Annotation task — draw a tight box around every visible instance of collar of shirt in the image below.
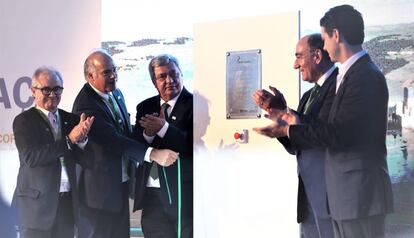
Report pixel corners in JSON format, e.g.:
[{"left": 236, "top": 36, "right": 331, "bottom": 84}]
[
  {"left": 316, "top": 65, "right": 337, "bottom": 87},
  {"left": 36, "top": 105, "right": 59, "bottom": 121},
  {"left": 89, "top": 82, "right": 109, "bottom": 101},
  {"left": 160, "top": 88, "right": 182, "bottom": 112},
  {"left": 338, "top": 50, "right": 367, "bottom": 77}
]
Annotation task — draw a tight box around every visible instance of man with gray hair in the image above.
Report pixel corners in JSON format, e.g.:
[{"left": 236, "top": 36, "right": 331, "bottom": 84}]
[
  {"left": 12, "top": 66, "right": 94, "bottom": 238},
  {"left": 133, "top": 54, "right": 193, "bottom": 238}
]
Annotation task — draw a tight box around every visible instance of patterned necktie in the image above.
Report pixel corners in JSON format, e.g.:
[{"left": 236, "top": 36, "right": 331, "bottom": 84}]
[
  {"left": 108, "top": 94, "right": 125, "bottom": 132},
  {"left": 303, "top": 84, "right": 320, "bottom": 115},
  {"left": 149, "top": 102, "right": 170, "bottom": 180},
  {"left": 108, "top": 93, "right": 130, "bottom": 181},
  {"left": 47, "top": 112, "right": 59, "bottom": 136}
]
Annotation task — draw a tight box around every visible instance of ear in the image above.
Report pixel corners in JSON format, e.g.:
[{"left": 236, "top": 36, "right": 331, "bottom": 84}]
[
  {"left": 87, "top": 72, "right": 94, "bottom": 82},
  {"left": 31, "top": 87, "right": 36, "bottom": 96},
  {"left": 332, "top": 28, "right": 340, "bottom": 43},
  {"left": 314, "top": 49, "right": 322, "bottom": 64}
]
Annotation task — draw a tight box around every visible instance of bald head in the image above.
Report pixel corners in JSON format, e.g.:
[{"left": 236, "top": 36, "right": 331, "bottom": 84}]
[{"left": 84, "top": 50, "right": 118, "bottom": 93}]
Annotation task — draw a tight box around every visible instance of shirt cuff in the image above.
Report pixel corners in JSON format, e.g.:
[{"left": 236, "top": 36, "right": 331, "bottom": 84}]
[
  {"left": 143, "top": 132, "right": 155, "bottom": 144},
  {"left": 156, "top": 122, "right": 169, "bottom": 138},
  {"left": 287, "top": 125, "right": 290, "bottom": 138},
  {"left": 144, "top": 147, "right": 153, "bottom": 163},
  {"left": 76, "top": 137, "right": 88, "bottom": 150}
]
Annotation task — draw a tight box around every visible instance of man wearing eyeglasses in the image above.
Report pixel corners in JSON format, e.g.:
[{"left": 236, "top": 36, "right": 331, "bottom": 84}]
[
  {"left": 132, "top": 54, "right": 193, "bottom": 238},
  {"left": 72, "top": 50, "right": 179, "bottom": 238},
  {"left": 12, "top": 66, "right": 94, "bottom": 238}
]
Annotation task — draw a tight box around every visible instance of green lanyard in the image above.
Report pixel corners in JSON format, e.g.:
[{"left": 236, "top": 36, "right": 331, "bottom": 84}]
[{"left": 162, "top": 157, "right": 182, "bottom": 238}]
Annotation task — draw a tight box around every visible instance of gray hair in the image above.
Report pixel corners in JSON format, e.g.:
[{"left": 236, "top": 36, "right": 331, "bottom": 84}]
[
  {"left": 31, "top": 66, "right": 63, "bottom": 87},
  {"left": 148, "top": 54, "right": 182, "bottom": 81},
  {"left": 83, "top": 49, "right": 112, "bottom": 80}
]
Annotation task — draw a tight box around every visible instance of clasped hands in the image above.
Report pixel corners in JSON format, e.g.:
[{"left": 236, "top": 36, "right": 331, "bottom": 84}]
[
  {"left": 139, "top": 106, "right": 167, "bottom": 137},
  {"left": 140, "top": 106, "right": 178, "bottom": 167},
  {"left": 68, "top": 113, "right": 95, "bottom": 144},
  {"left": 252, "top": 86, "right": 298, "bottom": 138}
]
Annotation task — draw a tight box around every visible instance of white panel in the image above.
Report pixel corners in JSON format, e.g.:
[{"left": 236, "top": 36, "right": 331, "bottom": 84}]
[
  {"left": 194, "top": 13, "right": 300, "bottom": 237},
  {"left": 0, "top": 0, "right": 101, "bottom": 203}
]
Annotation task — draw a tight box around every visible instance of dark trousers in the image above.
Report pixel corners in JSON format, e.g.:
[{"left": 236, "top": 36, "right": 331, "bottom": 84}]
[
  {"left": 141, "top": 187, "right": 193, "bottom": 238},
  {"left": 77, "top": 182, "right": 130, "bottom": 238},
  {"left": 332, "top": 214, "right": 386, "bottom": 238},
  {"left": 20, "top": 192, "right": 74, "bottom": 238}
]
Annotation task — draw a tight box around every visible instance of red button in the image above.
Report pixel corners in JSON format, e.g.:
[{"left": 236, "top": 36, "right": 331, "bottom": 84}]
[{"left": 234, "top": 132, "right": 241, "bottom": 139}]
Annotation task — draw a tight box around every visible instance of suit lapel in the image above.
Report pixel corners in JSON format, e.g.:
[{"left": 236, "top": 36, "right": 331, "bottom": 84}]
[
  {"left": 167, "top": 88, "right": 191, "bottom": 124},
  {"left": 58, "top": 109, "right": 71, "bottom": 136},
  {"left": 298, "top": 91, "right": 310, "bottom": 113},
  {"left": 299, "top": 68, "right": 337, "bottom": 115},
  {"left": 329, "top": 55, "right": 369, "bottom": 122},
  {"left": 112, "top": 89, "right": 132, "bottom": 132},
  {"left": 84, "top": 83, "right": 120, "bottom": 128},
  {"left": 32, "top": 107, "right": 56, "bottom": 140}
]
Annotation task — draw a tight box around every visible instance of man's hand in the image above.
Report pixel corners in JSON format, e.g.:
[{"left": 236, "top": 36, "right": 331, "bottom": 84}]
[
  {"left": 139, "top": 107, "right": 167, "bottom": 136},
  {"left": 253, "top": 122, "right": 288, "bottom": 138},
  {"left": 252, "top": 85, "right": 287, "bottom": 111},
  {"left": 68, "top": 113, "right": 95, "bottom": 143},
  {"left": 150, "top": 149, "right": 179, "bottom": 167},
  {"left": 253, "top": 108, "right": 299, "bottom": 138}
]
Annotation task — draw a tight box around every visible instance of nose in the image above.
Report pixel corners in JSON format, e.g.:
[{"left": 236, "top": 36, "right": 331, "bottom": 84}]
[
  {"left": 165, "top": 74, "right": 174, "bottom": 83},
  {"left": 109, "top": 70, "right": 117, "bottom": 80},
  {"left": 293, "top": 59, "right": 300, "bottom": 69}
]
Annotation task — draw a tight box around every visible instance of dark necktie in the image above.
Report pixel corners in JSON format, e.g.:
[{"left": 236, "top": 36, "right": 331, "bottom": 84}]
[
  {"left": 303, "top": 84, "right": 320, "bottom": 115},
  {"left": 161, "top": 102, "right": 170, "bottom": 119},
  {"left": 149, "top": 102, "right": 170, "bottom": 180}
]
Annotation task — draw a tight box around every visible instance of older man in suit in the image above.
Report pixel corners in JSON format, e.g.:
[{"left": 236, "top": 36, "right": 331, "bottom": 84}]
[
  {"left": 133, "top": 54, "right": 193, "bottom": 238},
  {"left": 254, "top": 34, "right": 336, "bottom": 238},
  {"left": 255, "top": 5, "right": 394, "bottom": 238},
  {"left": 72, "top": 50, "right": 178, "bottom": 238},
  {"left": 12, "top": 66, "right": 94, "bottom": 238}
]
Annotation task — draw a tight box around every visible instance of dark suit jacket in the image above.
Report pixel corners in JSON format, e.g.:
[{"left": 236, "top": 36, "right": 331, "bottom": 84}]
[
  {"left": 278, "top": 68, "right": 337, "bottom": 223},
  {"left": 12, "top": 107, "right": 80, "bottom": 230},
  {"left": 289, "top": 54, "right": 394, "bottom": 220},
  {"left": 72, "top": 83, "right": 148, "bottom": 212},
  {"left": 132, "top": 88, "right": 193, "bottom": 219}
]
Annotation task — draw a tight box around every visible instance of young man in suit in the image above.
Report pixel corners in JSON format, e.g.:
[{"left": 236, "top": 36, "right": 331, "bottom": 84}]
[
  {"left": 12, "top": 66, "right": 94, "bottom": 238},
  {"left": 255, "top": 5, "right": 394, "bottom": 238},
  {"left": 133, "top": 54, "right": 193, "bottom": 238},
  {"left": 72, "top": 50, "right": 178, "bottom": 238},
  {"left": 253, "top": 34, "right": 337, "bottom": 238}
]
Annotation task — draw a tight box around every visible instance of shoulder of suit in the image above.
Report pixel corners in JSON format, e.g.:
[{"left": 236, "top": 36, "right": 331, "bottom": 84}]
[
  {"left": 58, "top": 109, "right": 78, "bottom": 119},
  {"left": 178, "top": 88, "right": 193, "bottom": 104},
  {"left": 14, "top": 107, "right": 37, "bottom": 121}
]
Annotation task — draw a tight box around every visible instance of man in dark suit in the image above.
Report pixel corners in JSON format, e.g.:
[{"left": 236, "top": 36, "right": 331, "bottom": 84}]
[
  {"left": 72, "top": 50, "right": 178, "bottom": 238},
  {"left": 12, "top": 66, "right": 94, "bottom": 238},
  {"left": 133, "top": 54, "right": 193, "bottom": 238},
  {"left": 253, "top": 34, "right": 336, "bottom": 238},
  {"left": 255, "top": 5, "right": 394, "bottom": 238}
]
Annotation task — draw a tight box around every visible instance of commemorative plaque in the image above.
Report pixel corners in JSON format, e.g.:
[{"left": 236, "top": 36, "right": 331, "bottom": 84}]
[{"left": 226, "top": 49, "right": 262, "bottom": 119}]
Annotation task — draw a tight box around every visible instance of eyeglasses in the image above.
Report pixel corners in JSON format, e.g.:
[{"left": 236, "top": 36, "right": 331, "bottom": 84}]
[
  {"left": 155, "top": 71, "right": 181, "bottom": 82},
  {"left": 33, "top": 86, "right": 64, "bottom": 96}
]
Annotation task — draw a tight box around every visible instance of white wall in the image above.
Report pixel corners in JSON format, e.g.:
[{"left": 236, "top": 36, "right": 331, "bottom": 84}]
[
  {"left": 194, "top": 12, "right": 300, "bottom": 237},
  {"left": 0, "top": 0, "right": 101, "bottom": 203}
]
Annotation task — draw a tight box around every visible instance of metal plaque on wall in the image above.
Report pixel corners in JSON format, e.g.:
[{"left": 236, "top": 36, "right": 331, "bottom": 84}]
[{"left": 226, "top": 49, "right": 262, "bottom": 119}]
